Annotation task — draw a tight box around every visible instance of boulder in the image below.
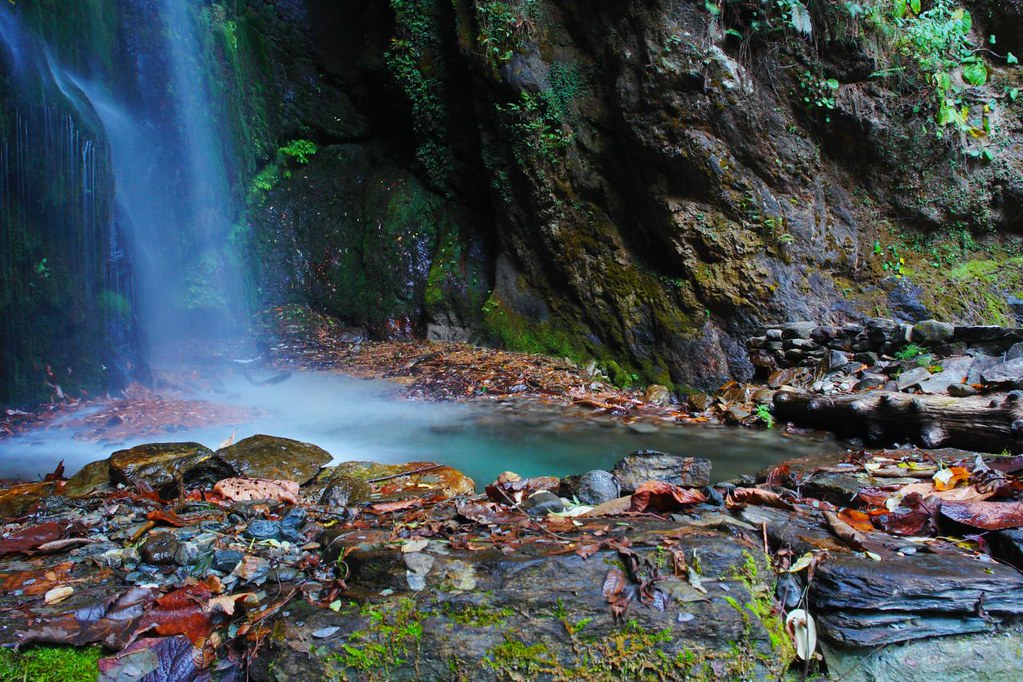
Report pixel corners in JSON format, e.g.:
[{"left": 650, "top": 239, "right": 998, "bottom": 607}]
[
  {"left": 642, "top": 384, "right": 672, "bottom": 406},
  {"left": 109, "top": 442, "right": 216, "bottom": 495},
  {"left": 560, "top": 472, "right": 613, "bottom": 509},
  {"left": 313, "top": 461, "right": 474, "bottom": 503},
  {"left": 980, "top": 358, "right": 1023, "bottom": 387},
  {"left": 612, "top": 451, "right": 711, "bottom": 493},
  {"left": 216, "top": 434, "right": 332, "bottom": 484},
  {"left": 64, "top": 459, "right": 112, "bottom": 498},
  {"left": 910, "top": 319, "right": 954, "bottom": 346}
]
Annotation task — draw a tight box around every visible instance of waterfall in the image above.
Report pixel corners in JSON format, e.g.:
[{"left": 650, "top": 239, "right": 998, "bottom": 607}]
[
  {"left": 0, "top": 8, "right": 132, "bottom": 402},
  {"left": 0, "top": 1, "right": 248, "bottom": 401}
]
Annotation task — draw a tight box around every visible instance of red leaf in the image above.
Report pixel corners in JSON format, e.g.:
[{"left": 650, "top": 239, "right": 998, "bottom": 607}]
[
  {"left": 455, "top": 500, "right": 526, "bottom": 525},
  {"left": 575, "top": 542, "right": 603, "bottom": 559},
  {"left": 940, "top": 500, "right": 1023, "bottom": 530},
  {"left": 0, "top": 522, "right": 64, "bottom": 556},
  {"left": 836, "top": 508, "right": 874, "bottom": 533},
  {"left": 630, "top": 482, "right": 706, "bottom": 513}
]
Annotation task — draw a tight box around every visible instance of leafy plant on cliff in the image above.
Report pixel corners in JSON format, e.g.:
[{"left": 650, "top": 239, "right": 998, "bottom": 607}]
[
  {"left": 387, "top": 0, "right": 455, "bottom": 190},
  {"left": 279, "top": 139, "right": 317, "bottom": 165}
]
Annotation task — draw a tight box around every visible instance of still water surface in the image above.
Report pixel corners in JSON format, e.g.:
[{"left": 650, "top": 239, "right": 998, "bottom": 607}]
[{"left": 0, "top": 370, "right": 837, "bottom": 486}]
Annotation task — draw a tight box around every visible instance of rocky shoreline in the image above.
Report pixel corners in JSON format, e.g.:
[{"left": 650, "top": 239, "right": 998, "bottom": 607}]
[
  {"left": 4, "top": 312, "right": 1023, "bottom": 679},
  {"left": 0, "top": 431, "right": 1022, "bottom": 680}
]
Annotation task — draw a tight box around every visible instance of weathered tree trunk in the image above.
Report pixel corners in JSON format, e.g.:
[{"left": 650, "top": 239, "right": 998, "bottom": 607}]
[{"left": 773, "top": 390, "right": 1023, "bottom": 453}]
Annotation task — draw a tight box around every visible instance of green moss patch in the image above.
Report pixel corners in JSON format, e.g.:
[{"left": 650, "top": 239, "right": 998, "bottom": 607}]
[{"left": 0, "top": 646, "right": 101, "bottom": 682}]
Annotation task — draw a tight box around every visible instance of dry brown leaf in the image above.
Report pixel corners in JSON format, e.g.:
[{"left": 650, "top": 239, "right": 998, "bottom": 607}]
[{"left": 213, "top": 477, "right": 300, "bottom": 505}]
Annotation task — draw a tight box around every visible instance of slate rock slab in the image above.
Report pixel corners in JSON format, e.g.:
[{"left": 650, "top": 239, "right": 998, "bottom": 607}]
[
  {"left": 811, "top": 553, "right": 1023, "bottom": 646},
  {"left": 216, "top": 434, "right": 332, "bottom": 484},
  {"left": 981, "top": 358, "right": 1023, "bottom": 387},
  {"left": 612, "top": 451, "right": 711, "bottom": 492},
  {"left": 916, "top": 357, "right": 971, "bottom": 395},
  {"left": 895, "top": 366, "right": 931, "bottom": 391},
  {"left": 821, "top": 630, "right": 1023, "bottom": 682}
]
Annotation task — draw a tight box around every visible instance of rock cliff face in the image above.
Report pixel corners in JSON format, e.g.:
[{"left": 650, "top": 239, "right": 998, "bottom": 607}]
[
  {"left": 246, "top": 0, "right": 1023, "bottom": 389},
  {"left": 7, "top": 1, "right": 1023, "bottom": 401}
]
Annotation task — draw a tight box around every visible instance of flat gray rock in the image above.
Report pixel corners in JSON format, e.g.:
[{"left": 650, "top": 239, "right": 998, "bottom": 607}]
[
  {"left": 612, "top": 451, "right": 711, "bottom": 492},
  {"left": 981, "top": 358, "right": 1023, "bottom": 386},
  {"left": 895, "top": 366, "right": 931, "bottom": 391},
  {"left": 916, "top": 357, "right": 971, "bottom": 394}
]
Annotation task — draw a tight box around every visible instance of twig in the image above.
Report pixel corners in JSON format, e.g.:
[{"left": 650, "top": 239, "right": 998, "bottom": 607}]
[{"left": 366, "top": 464, "right": 445, "bottom": 483}]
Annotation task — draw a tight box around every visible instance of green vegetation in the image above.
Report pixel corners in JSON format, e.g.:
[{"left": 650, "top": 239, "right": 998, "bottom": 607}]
[
  {"left": 894, "top": 342, "right": 926, "bottom": 360},
  {"left": 497, "top": 90, "right": 575, "bottom": 166},
  {"left": 482, "top": 619, "right": 755, "bottom": 680},
  {"left": 387, "top": 0, "right": 455, "bottom": 191},
  {"left": 469, "top": 0, "right": 539, "bottom": 75},
  {"left": 481, "top": 293, "right": 584, "bottom": 361},
  {"left": 328, "top": 598, "right": 424, "bottom": 679},
  {"left": 723, "top": 551, "right": 796, "bottom": 674},
  {"left": 0, "top": 645, "right": 101, "bottom": 682},
  {"left": 440, "top": 601, "right": 514, "bottom": 627},
  {"left": 754, "top": 403, "right": 775, "bottom": 429},
  {"left": 713, "top": 0, "right": 1018, "bottom": 147},
  {"left": 279, "top": 139, "right": 317, "bottom": 165},
  {"left": 247, "top": 139, "right": 318, "bottom": 205}
]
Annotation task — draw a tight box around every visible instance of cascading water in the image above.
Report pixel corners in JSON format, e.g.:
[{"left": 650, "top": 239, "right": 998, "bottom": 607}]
[
  {"left": 0, "top": 8, "right": 132, "bottom": 403},
  {"left": 71, "top": 0, "right": 247, "bottom": 357},
  {"left": 0, "top": 0, "right": 249, "bottom": 404}
]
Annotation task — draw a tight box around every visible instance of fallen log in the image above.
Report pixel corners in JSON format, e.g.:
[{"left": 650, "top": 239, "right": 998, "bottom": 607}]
[{"left": 773, "top": 389, "right": 1023, "bottom": 453}]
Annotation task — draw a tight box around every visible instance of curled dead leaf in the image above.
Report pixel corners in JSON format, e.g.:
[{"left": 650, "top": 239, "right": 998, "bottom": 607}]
[{"left": 44, "top": 585, "right": 74, "bottom": 605}]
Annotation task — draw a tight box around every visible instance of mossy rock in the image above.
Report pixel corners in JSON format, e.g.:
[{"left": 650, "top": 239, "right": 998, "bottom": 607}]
[
  {"left": 216, "top": 434, "right": 332, "bottom": 485},
  {"left": 317, "top": 461, "right": 476, "bottom": 501},
  {"left": 0, "top": 481, "right": 56, "bottom": 519},
  {"left": 63, "top": 459, "right": 112, "bottom": 499},
  {"left": 108, "top": 442, "right": 216, "bottom": 496}
]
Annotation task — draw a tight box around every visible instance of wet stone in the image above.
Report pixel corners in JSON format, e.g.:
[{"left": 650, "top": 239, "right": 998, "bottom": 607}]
[
  {"left": 522, "top": 490, "right": 565, "bottom": 516},
  {"left": 213, "top": 549, "right": 245, "bottom": 573},
  {"left": 613, "top": 451, "right": 712, "bottom": 493},
  {"left": 174, "top": 541, "right": 200, "bottom": 566},
  {"left": 575, "top": 470, "right": 619, "bottom": 505},
  {"left": 243, "top": 520, "right": 284, "bottom": 541},
  {"left": 139, "top": 533, "right": 180, "bottom": 565},
  {"left": 987, "top": 529, "right": 1023, "bottom": 571},
  {"left": 109, "top": 442, "right": 215, "bottom": 495},
  {"left": 216, "top": 434, "right": 332, "bottom": 485}
]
